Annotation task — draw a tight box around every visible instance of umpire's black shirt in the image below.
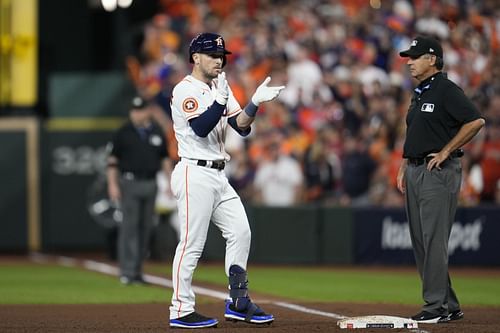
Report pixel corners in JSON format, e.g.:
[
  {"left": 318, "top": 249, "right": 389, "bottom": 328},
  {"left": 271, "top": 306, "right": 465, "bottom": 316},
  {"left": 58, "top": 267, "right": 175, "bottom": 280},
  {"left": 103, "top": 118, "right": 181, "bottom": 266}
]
[
  {"left": 403, "top": 72, "right": 482, "bottom": 159},
  {"left": 110, "top": 121, "right": 168, "bottom": 178}
]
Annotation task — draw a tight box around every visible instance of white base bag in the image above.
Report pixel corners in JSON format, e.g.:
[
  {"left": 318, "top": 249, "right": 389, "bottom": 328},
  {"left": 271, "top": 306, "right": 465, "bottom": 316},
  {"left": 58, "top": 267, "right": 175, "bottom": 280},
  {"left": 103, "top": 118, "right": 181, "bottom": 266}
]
[{"left": 337, "top": 315, "right": 418, "bottom": 329}]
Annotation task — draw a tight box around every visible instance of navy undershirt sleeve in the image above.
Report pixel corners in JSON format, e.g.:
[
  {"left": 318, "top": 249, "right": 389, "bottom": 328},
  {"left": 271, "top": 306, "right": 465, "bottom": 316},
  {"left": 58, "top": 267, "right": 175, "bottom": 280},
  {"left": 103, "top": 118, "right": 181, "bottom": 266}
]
[
  {"left": 189, "top": 101, "right": 225, "bottom": 137},
  {"left": 226, "top": 102, "right": 258, "bottom": 136},
  {"left": 228, "top": 116, "right": 251, "bottom": 136}
]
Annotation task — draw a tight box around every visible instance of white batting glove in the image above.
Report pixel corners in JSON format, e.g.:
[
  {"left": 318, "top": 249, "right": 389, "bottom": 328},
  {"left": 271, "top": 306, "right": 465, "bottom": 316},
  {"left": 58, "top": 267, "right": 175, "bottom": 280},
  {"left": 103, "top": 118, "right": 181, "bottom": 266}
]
[
  {"left": 215, "top": 72, "right": 229, "bottom": 105},
  {"left": 251, "top": 77, "right": 285, "bottom": 106}
]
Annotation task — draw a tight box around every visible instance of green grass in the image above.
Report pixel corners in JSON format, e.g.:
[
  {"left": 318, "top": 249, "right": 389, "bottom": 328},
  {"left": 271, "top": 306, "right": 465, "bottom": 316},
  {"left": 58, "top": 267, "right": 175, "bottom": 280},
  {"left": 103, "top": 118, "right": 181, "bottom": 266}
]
[
  {"left": 153, "top": 264, "right": 500, "bottom": 306},
  {"left": 1, "top": 262, "right": 499, "bottom": 306},
  {"left": 0, "top": 264, "right": 170, "bottom": 304}
]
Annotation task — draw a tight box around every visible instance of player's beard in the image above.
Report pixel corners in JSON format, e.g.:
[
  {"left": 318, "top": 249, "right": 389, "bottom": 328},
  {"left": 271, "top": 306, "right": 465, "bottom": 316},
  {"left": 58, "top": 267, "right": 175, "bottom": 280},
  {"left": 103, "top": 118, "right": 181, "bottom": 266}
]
[{"left": 200, "top": 66, "right": 219, "bottom": 81}]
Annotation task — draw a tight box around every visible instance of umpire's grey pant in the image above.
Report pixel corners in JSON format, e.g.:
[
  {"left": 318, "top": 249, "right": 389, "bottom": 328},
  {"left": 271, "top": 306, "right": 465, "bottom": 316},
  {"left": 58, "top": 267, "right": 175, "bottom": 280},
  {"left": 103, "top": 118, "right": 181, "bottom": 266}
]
[
  {"left": 118, "top": 178, "right": 157, "bottom": 279},
  {"left": 405, "top": 158, "right": 461, "bottom": 315}
]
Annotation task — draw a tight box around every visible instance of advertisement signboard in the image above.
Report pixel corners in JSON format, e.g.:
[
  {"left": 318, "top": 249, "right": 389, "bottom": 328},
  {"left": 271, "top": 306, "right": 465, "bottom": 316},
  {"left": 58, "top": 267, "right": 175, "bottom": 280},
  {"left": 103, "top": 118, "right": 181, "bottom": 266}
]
[{"left": 354, "top": 207, "right": 499, "bottom": 266}]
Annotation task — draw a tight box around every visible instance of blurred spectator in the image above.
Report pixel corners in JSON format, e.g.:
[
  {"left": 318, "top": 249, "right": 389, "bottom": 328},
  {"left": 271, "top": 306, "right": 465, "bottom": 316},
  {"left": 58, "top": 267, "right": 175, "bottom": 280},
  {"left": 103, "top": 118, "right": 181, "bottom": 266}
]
[
  {"left": 303, "top": 127, "right": 341, "bottom": 204},
  {"left": 340, "top": 135, "right": 377, "bottom": 206},
  {"left": 280, "top": 43, "right": 331, "bottom": 108},
  {"left": 470, "top": 94, "right": 500, "bottom": 202},
  {"left": 355, "top": 43, "right": 391, "bottom": 97},
  {"left": 495, "top": 180, "right": 500, "bottom": 205},
  {"left": 254, "top": 134, "right": 304, "bottom": 206},
  {"left": 470, "top": 112, "right": 500, "bottom": 202},
  {"left": 126, "top": 14, "right": 183, "bottom": 111},
  {"left": 125, "top": 14, "right": 185, "bottom": 161},
  {"left": 370, "top": 132, "right": 405, "bottom": 207},
  {"left": 122, "top": 0, "right": 500, "bottom": 207},
  {"left": 415, "top": 9, "right": 450, "bottom": 40},
  {"left": 227, "top": 149, "right": 256, "bottom": 203}
]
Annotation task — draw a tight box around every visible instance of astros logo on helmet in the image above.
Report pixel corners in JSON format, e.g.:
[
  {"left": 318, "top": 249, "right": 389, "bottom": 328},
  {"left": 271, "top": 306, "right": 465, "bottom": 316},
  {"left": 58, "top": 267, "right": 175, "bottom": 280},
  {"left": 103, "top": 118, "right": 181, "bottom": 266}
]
[{"left": 189, "top": 33, "right": 232, "bottom": 67}]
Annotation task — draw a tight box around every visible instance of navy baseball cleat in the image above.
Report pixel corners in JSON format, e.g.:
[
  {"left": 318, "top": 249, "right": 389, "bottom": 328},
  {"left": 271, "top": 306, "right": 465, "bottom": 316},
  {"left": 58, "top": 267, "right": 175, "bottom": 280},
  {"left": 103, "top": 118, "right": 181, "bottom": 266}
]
[
  {"left": 224, "top": 299, "right": 274, "bottom": 324},
  {"left": 169, "top": 312, "right": 218, "bottom": 329},
  {"left": 225, "top": 265, "right": 274, "bottom": 324}
]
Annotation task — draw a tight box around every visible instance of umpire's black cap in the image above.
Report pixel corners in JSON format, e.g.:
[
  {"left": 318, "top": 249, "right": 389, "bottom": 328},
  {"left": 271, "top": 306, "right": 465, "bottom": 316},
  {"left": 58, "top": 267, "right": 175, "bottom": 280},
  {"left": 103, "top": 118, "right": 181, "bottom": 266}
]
[
  {"left": 189, "top": 33, "right": 232, "bottom": 64},
  {"left": 399, "top": 36, "right": 443, "bottom": 58},
  {"left": 130, "top": 96, "right": 146, "bottom": 110}
]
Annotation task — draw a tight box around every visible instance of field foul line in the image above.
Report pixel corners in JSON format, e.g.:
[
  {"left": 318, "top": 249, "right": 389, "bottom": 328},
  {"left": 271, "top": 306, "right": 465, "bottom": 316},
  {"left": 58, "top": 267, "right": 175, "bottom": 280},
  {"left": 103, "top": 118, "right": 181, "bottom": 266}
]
[
  {"left": 84, "top": 259, "right": 347, "bottom": 319},
  {"left": 30, "top": 253, "right": 346, "bottom": 320}
]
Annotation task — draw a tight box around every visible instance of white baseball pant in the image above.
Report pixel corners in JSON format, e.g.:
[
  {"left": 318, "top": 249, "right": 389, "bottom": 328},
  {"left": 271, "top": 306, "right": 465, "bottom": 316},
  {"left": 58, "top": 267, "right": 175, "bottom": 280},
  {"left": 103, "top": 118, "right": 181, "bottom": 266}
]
[{"left": 169, "top": 160, "right": 251, "bottom": 319}]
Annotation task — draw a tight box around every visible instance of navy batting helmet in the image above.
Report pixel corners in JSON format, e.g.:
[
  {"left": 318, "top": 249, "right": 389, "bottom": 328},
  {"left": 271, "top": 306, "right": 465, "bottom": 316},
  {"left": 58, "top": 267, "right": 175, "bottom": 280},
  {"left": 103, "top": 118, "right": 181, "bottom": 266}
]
[{"left": 189, "top": 33, "right": 232, "bottom": 67}]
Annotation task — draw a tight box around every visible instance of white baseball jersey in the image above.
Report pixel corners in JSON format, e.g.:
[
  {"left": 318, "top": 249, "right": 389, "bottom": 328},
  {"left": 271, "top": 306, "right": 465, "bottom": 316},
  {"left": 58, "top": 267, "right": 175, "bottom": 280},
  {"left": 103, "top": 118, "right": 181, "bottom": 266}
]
[
  {"left": 254, "top": 155, "right": 303, "bottom": 206},
  {"left": 169, "top": 74, "right": 251, "bottom": 320},
  {"left": 171, "top": 74, "right": 243, "bottom": 161}
]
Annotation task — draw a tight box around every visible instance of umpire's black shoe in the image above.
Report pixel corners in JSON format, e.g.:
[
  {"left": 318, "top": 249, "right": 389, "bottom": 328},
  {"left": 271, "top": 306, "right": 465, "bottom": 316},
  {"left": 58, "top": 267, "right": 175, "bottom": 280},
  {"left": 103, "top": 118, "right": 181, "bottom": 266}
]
[
  {"left": 170, "top": 312, "right": 218, "bottom": 329},
  {"left": 411, "top": 311, "right": 447, "bottom": 324},
  {"left": 119, "top": 276, "right": 133, "bottom": 285},
  {"left": 120, "top": 276, "right": 150, "bottom": 286},
  {"left": 438, "top": 309, "right": 464, "bottom": 323},
  {"left": 133, "top": 276, "right": 150, "bottom": 285}
]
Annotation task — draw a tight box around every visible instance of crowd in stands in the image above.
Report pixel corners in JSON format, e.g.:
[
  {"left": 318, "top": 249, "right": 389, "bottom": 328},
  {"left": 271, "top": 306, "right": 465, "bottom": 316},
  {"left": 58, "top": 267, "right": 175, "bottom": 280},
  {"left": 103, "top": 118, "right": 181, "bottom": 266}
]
[{"left": 125, "top": 0, "right": 500, "bottom": 207}]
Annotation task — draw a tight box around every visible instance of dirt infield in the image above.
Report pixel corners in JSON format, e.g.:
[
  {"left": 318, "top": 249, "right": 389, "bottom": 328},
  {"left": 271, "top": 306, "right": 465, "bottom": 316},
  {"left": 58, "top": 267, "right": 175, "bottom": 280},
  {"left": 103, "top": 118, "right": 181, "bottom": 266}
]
[
  {"left": 1, "top": 255, "right": 499, "bottom": 332},
  {"left": 1, "top": 302, "right": 499, "bottom": 332}
]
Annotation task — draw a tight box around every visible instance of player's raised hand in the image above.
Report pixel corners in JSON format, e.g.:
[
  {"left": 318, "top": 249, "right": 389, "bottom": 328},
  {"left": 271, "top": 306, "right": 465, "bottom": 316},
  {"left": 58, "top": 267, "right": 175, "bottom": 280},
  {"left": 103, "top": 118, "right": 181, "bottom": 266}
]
[
  {"left": 251, "top": 77, "right": 285, "bottom": 106},
  {"left": 215, "top": 72, "right": 229, "bottom": 105}
]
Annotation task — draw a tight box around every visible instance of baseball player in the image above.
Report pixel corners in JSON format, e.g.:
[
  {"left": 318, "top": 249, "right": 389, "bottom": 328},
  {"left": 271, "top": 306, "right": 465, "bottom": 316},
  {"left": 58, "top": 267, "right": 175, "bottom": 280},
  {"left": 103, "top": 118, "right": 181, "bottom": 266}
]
[
  {"left": 397, "top": 36, "right": 485, "bottom": 323},
  {"left": 168, "top": 33, "right": 285, "bottom": 329}
]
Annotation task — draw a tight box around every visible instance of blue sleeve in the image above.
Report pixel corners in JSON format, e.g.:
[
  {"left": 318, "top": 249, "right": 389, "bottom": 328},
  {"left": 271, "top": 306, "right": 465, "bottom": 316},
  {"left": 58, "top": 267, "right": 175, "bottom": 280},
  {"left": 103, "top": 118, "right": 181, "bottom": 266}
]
[
  {"left": 226, "top": 102, "right": 258, "bottom": 136},
  {"left": 228, "top": 116, "right": 251, "bottom": 137},
  {"left": 189, "top": 101, "right": 225, "bottom": 137}
]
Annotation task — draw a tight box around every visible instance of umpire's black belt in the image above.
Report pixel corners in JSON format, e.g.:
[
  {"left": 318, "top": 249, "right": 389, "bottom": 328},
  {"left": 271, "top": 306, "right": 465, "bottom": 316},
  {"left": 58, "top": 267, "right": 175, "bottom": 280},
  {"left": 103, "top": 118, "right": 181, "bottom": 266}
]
[
  {"left": 182, "top": 158, "right": 226, "bottom": 170},
  {"left": 407, "top": 149, "right": 463, "bottom": 166}
]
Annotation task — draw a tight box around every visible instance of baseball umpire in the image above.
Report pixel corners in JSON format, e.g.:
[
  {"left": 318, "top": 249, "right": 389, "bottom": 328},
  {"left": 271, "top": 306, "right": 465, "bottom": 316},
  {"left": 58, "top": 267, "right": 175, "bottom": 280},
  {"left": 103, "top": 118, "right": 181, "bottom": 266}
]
[
  {"left": 397, "top": 36, "right": 485, "bottom": 323},
  {"left": 168, "top": 32, "right": 284, "bottom": 328},
  {"left": 107, "top": 96, "right": 171, "bottom": 285}
]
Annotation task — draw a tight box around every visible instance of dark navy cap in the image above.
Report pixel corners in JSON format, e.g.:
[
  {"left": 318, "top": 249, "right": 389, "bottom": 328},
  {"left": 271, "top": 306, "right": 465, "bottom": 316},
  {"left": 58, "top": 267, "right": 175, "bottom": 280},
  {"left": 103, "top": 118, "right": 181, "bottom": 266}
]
[{"left": 400, "top": 36, "right": 443, "bottom": 58}]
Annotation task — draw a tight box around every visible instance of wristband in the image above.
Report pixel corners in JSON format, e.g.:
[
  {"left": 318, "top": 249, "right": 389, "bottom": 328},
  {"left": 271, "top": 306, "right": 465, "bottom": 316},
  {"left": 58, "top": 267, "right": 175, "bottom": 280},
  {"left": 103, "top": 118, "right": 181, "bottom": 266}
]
[{"left": 244, "top": 102, "right": 258, "bottom": 118}]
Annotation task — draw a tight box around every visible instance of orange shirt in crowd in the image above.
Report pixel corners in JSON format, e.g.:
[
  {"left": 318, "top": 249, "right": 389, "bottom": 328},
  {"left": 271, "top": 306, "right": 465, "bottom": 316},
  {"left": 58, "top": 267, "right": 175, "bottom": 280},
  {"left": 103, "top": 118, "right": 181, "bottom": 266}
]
[{"left": 480, "top": 141, "right": 500, "bottom": 198}]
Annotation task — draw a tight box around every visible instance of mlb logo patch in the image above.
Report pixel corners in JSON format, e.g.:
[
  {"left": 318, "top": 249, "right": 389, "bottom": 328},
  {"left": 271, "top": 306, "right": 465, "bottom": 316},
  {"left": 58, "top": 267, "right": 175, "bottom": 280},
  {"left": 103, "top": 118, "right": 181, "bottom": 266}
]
[{"left": 421, "top": 103, "right": 434, "bottom": 112}]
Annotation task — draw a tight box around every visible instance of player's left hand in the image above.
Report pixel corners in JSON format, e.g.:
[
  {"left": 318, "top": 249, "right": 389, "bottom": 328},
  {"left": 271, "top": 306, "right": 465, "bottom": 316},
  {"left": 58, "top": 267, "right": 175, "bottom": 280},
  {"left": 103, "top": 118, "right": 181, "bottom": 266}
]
[{"left": 251, "top": 77, "right": 285, "bottom": 106}]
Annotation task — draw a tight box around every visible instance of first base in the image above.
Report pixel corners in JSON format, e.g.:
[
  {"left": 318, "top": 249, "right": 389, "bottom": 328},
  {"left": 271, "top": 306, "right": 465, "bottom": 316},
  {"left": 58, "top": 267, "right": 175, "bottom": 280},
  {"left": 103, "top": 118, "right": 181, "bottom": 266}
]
[{"left": 337, "top": 315, "right": 418, "bottom": 329}]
